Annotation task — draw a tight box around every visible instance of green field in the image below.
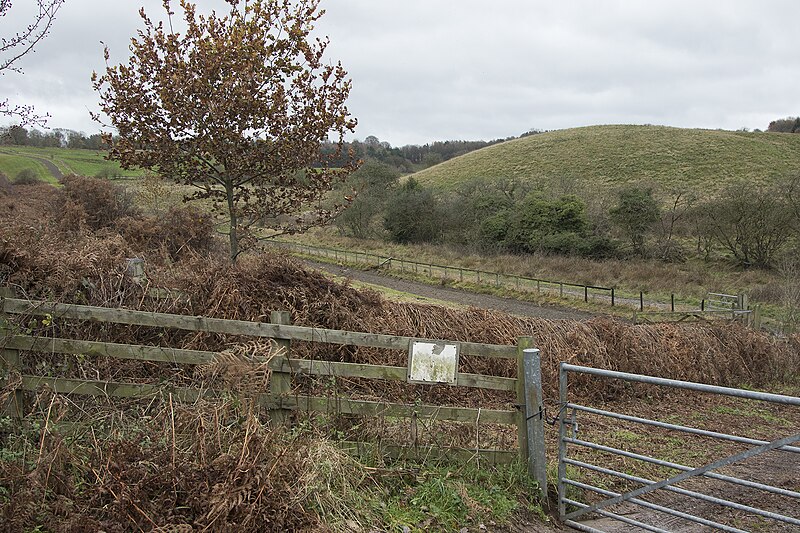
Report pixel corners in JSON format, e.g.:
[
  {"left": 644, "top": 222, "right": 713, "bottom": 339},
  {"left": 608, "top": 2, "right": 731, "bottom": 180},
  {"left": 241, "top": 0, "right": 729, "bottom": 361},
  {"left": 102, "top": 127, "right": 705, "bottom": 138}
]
[
  {"left": 411, "top": 125, "right": 800, "bottom": 195},
  {"left": 0, "top": 146, "right": 145, "bottom": 182}
]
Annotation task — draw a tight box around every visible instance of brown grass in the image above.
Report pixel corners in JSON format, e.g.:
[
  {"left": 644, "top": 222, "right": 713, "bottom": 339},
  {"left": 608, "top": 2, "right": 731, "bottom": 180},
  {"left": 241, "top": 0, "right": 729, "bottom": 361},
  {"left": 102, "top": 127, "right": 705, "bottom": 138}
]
[
  {"left": 1, "top": 179, "right": 799, "bottom": 531},
  {"left": 1, "top": 182, "right": 797, "bottom": 404}
]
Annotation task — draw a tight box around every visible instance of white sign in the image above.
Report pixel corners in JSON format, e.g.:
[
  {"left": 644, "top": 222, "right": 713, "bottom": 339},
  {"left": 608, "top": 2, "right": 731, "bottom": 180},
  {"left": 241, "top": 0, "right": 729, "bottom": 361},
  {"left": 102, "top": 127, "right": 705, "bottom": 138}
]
[{"left": 407, "top": 341, "right": 460, "bottom": 385}]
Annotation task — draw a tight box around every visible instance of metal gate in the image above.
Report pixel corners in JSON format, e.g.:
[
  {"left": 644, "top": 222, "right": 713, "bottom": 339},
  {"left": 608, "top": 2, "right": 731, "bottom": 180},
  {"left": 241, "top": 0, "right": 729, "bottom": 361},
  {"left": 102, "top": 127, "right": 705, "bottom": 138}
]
[{"left": 556, "top": 363, "right": 800, "bottom": 532}]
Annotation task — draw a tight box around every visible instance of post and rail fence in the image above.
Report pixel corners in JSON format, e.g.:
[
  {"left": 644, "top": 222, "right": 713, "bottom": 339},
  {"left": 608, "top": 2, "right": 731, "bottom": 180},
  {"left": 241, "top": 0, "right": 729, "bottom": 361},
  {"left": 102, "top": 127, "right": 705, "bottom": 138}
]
[
  {"left": 261, "top": 240, "right": 776, "bottom": 327},
  {"left": 0, "top": 293, "right": 548, "bottom": 500},
  {"left": 262, "top": 239, "right": 616, "bottom": 307}
]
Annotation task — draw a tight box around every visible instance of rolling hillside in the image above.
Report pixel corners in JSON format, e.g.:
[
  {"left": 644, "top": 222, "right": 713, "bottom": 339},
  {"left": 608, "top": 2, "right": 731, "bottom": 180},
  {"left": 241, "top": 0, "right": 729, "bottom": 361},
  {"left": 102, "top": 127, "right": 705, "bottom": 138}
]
[
  {"left": 0, "top": 146, "right": 145, "bottom": 182},
  {"left": 411, "top": 125, "right": 800, "bottom": 194}
]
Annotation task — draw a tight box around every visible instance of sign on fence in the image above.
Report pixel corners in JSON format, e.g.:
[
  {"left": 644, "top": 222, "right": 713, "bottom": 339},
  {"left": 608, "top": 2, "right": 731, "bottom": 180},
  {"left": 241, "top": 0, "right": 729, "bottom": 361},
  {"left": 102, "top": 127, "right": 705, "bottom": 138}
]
[{"left": 406, "top": 341, "right": 460, "bottom": 385}]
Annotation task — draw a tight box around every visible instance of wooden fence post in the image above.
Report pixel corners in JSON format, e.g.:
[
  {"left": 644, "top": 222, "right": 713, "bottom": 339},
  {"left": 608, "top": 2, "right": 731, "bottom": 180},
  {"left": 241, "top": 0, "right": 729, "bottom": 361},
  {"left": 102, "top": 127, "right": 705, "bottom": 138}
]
[
  {"left": 269, "top": 311, "right": 292, "bottom": 426},
  {"left": 1, "top": 288, "right": 23, "bottom": 421},
  {"left": 521, "top": 348, "right": 547, "bottom": 502},
  {"left": 752, "top": 305, "right": 762, "bottom": 330}
]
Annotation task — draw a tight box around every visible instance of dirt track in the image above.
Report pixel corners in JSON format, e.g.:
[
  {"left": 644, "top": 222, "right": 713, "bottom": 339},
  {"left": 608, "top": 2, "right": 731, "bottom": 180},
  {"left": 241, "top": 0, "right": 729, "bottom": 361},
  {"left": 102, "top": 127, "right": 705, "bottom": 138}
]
[{"left": 305, "top": 260, "right": 595, "bottom": 321}]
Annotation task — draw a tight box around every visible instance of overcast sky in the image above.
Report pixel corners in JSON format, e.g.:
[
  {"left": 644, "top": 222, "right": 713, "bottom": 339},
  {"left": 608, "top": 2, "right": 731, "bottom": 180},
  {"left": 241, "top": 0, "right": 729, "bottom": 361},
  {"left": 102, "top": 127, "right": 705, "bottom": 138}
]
[{"left": 2, "top": 0, "right": 799, "bottom": 146}]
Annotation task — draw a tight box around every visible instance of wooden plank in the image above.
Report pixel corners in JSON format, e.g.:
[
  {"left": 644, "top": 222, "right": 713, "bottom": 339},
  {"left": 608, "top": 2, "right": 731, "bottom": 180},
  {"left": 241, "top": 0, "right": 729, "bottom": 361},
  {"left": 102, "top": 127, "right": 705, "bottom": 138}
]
[
  {"left": 15, "top": 376, "right": 517, "bottom": 425},
  {"left": 3, "top": 298, "right": 517, "bottom": 359},
  {"left": 15, "top": 375, "right": 217, "bottom": 402},
  {"left": 456, "top": 372, "right": 517, "bottom": 392},
  {"left": 269, "top": 357, "right": 517, "bottom": 392},
  {"left": 5, "top": 335, "right": 218, "bottom": 365},
  {"left": 280, "top": 395, "right": 517, "bottom": 425},
  {"left": 337, "top": 441, "right": 518, "bottom": 465}
]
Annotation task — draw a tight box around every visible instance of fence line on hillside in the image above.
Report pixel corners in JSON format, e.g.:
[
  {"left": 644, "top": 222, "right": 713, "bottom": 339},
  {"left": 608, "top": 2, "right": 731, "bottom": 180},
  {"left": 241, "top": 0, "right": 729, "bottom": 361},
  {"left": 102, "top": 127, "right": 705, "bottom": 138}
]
[{"left": 0, "top": 295, "right": 547, "bottom": 493}]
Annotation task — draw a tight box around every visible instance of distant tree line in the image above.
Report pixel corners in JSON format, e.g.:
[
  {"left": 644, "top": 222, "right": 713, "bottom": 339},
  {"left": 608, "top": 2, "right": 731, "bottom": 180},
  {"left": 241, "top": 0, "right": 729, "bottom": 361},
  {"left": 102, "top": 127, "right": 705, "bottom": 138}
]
[
  {"left": 767, "top": 117, "right": 800, "bottom": 133},
  {"left": 335, "top": 161, "right": 800, "bottom": 270},
  {"left": 0, "top": 125, "right": 105, "bottom": 149},
  {"left": 321, "top": 129, "right": 545, "bottom": 173},
  {"left": 4, "top": 124, "right": 544, "bottom": 177}
]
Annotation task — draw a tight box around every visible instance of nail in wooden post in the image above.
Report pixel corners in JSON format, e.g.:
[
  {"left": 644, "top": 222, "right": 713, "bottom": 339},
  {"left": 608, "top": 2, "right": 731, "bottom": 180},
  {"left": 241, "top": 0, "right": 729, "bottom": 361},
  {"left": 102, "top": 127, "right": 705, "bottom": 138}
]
[{"left": 269, "top": 310, "right": 292, "bottom": 426}]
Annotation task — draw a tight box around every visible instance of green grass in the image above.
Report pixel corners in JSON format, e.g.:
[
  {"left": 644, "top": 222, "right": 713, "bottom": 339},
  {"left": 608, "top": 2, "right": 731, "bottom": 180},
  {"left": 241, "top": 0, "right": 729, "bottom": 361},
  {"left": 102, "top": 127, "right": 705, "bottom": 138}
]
[
  {"left": 411, "top": 125, "right": 800, "bottom": 197},
  {"left": 0, "top": 152, "right": 58, "bottom": 184},
  {"left": 0, "top": 146, "right": 145, "bottom": 179}
]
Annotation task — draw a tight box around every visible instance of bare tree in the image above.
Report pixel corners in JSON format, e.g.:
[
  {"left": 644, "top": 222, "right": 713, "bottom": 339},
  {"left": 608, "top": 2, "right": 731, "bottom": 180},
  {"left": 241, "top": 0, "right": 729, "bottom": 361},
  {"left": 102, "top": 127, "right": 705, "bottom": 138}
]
[
  {"left": 0, "top": 0, "right": 66, "bottom": 126},
  {"left": 93, "top": 0, "right": 358, "bottom": 261},
  {"left": 700, "top": 182, "right": 794, "bottom": 269}
]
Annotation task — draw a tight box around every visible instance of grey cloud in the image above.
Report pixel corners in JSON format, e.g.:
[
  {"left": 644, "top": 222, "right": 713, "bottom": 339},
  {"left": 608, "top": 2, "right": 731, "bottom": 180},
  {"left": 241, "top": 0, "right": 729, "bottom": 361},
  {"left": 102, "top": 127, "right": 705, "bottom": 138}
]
[{"left": 2, "top": 0, "right": 798, "bottom": 144}]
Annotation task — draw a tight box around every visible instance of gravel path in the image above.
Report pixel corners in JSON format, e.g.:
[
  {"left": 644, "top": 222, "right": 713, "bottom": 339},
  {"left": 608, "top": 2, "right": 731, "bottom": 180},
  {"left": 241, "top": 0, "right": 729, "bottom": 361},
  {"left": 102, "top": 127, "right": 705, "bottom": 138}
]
[
  {"left": 0, "top": 149, "right": 63, "bottom": 181},
  {"left": 305, "top": 260, "right": 595, "bottom": 321},
  {"left": 29, "top": 155, "right": 63, "bottom": 181}
]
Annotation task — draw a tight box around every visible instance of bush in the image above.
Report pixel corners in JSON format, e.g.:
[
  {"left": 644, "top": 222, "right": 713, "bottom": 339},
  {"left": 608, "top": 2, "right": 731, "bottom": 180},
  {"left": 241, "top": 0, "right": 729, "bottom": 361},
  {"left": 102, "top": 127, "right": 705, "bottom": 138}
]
[
  {"left": 13, "top": 169, "right": 41, "bottom": 185},
  {"left": 609, "top": 187, "right": 660, "bottom": 257},
  {"left": 383, "top": 178, "right": 439, "bottom": 244},
  {"left": 504, "top": 193, "right": 590, "bottom": 255},
  {"left": 115, "top": 206, "right": 215, "bottom": 260},
  {"left": 58, "top": 174, "right": 137, "bottom": 230}
]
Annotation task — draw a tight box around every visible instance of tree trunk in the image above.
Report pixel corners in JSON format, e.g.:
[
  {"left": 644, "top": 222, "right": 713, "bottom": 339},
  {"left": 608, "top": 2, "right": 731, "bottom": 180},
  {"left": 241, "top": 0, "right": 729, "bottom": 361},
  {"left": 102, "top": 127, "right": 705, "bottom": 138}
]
[{"left": 225, "top": 181, "right": 239, "bottom": 262}]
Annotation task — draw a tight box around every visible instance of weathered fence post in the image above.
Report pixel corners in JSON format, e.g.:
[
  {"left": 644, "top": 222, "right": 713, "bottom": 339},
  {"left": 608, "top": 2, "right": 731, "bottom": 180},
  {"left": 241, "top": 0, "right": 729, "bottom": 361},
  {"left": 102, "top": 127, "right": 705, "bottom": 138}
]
[
  {"left": 639, "top": 291, "right": 644, "bottom": 312},
  {"left": 515, "top": 336, "right": 534, "bottom": 465},
  {"left": 0, "top": 288, "right": 23, "bottom": 421},
  {"left": 522, "top": 348, "right": 547, "bottom": 503},
  {"left": 752, "top": 305, "right": 762, "bottom": 330},
  {"left": 269, "top": 310, "right": 292, "bottom": 426},
  {"left": 611, "top": 287, "right": 615, "bottom": 307},
  {"left": 671, "top": 293, "right": 675, "bottom": 312}
]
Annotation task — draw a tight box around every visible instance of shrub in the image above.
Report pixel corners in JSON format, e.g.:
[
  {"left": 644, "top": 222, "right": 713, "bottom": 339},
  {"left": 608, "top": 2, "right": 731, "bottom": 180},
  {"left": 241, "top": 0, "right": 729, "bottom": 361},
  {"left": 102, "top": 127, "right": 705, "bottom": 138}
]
[
  {"left": 504, "top": 193, "right": 590, "bottom": 255},
  {"left": 609, "top": 187, "right": 660, "bottom": 257},
  {"left": 58, "top": 174, "right": 137, "bottom": 230},
  {"left": 383, "top": 178, "right": 439, "bottom": 244},
  {"left": 13, "top": 168, "right": 41, "bottom": 185},
  {"left": 115, "top": 206, "right": 215, "bottom": 260}
]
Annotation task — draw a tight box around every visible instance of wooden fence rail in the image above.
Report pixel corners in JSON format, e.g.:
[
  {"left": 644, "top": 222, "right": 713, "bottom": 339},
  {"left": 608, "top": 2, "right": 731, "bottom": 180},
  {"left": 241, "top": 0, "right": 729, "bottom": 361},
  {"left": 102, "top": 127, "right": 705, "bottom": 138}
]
[
  {"left": 0, "top": 296, "right": 546, "bottom": 493},
  {"left": 263, "top": 239, "right": 616, "bottom": 307}
]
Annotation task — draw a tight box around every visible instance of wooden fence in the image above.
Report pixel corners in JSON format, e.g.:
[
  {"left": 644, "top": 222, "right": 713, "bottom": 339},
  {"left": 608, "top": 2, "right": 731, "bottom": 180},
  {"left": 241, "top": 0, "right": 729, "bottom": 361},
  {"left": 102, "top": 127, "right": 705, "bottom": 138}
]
[
  {"left": 0, "top": 295, "right": 547, "bottom": 493},
  {"left": 263, "top": 239, "right": 616, "bottom": 306}
]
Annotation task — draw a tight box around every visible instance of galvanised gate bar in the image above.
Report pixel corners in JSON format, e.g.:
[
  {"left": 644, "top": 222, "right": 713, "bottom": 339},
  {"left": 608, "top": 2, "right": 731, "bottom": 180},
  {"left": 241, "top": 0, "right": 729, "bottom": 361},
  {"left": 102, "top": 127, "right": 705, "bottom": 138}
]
[{"left": 557, "top": 363, "right": 800, "bottom": 532}]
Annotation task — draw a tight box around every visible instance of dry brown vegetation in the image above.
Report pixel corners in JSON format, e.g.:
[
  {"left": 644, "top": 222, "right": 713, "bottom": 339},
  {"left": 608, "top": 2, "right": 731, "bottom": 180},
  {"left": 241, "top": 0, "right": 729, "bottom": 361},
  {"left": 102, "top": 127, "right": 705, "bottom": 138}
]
[{"left": 1, "top": 178, "right": 798, "bottom": 531}]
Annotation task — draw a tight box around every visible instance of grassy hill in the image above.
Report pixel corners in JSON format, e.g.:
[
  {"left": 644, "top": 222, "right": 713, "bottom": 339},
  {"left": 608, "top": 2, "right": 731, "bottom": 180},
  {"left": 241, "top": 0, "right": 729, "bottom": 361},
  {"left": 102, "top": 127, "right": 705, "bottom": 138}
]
[
  {"left": 0, "top": 146, "right": 145, "bottom": 183},
  {"left": 411, "top": 125, "right": 800, "bottom": 195}
]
